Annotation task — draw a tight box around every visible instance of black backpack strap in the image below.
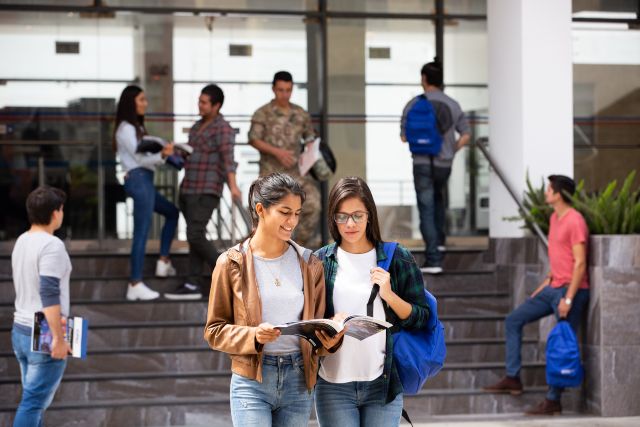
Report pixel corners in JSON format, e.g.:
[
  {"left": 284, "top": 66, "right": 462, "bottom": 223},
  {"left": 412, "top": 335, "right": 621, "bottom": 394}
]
[
  {"left": 401, "top": 408, "right": 414, "bottom": 427},
  {"left": 366, "top": 284, "right": 379, "bottom": 317}
]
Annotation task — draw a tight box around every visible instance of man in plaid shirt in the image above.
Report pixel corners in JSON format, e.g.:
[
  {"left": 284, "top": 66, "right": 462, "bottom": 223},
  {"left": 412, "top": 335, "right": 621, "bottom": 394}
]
[{"left": 165, "top": 84, "right": 241, "bottom": 300}]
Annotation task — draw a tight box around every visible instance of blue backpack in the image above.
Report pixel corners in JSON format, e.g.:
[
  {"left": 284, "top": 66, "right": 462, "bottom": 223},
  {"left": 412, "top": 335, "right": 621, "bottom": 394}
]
[
  {"left": 546, "top": 321, "right": 584, "bottom": 388},
  {"left": 404, "top": 95, "right": 444, "bottom": 156},
  {"left": 370, "top": 242, "right": 447, "bottom": 395}
]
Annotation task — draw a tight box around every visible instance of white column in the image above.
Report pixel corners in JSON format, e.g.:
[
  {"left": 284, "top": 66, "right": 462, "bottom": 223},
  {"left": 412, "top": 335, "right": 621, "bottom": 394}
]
[{"left": 487, "top": 0, "right": 573, "bottom": 237}]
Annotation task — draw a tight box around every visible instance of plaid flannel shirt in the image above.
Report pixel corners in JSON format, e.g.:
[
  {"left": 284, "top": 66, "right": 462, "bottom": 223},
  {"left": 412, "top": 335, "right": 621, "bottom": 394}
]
[
  {"left": 180, "top": 114, "right": 237, "bottom": 196},
  {"left": 314, "top": 241, "right": 429, "bottom": 403}
]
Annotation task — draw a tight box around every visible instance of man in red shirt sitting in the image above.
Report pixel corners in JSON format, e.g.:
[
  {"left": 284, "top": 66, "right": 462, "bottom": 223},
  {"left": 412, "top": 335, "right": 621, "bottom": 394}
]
[{"left": 483, "top": 175, "right": 590, "bottom": 415}]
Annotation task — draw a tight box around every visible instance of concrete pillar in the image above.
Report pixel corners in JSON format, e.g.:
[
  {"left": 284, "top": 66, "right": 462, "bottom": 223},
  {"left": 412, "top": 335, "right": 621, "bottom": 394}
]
[
  {"left": 134, "top": 15, "right": 174, "bottom": 140},
  {"left": 487, "top": 0, "right": 573, "bottom": 237},
  {"left": 327, "top": 19, "right": 366, "bottom": 181},
  {"left": 133, "top": 16, "right": 177, "bottom": 240}
]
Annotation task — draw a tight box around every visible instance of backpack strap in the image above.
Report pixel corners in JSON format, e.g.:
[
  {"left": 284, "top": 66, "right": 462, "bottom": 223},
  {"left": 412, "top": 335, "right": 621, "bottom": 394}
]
[
  {"left": 366, "top": 242, "right": 398, "bottom": 317},
  {"left": 369, "top": 242, "right": 416, "bottom": 426}
]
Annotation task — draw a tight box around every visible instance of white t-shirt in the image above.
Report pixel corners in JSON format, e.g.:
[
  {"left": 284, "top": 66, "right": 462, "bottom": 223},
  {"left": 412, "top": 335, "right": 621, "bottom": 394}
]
[
  {"left": 12, "top": 231, "right": 72, "bottom": 329},
  {"left": 319, "top": 247, "right": 386, "bottom": 383}
]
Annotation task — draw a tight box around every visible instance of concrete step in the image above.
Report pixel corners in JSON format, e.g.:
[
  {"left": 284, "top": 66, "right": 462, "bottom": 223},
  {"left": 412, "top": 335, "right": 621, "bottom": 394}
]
[
  {"left": 436, "top": 292, "right": 510, "bottom": 316},
  {"left": 412, "top": 249, "right": 494, "bottom": 271},
  {"left": 0, "top": 252, "right": 194, "bottom": 278},
  {"left": 0, "top": 387, "right": 582, "bottom": 427},
  {"left": 0, "top": 276, "right": 201, "bottom": 303},
  {"left": 0, "top": 362, "right": 548, "bottom": 408},
  {"left": 424, "top": 271, "right": 505, "bottom": 294}
]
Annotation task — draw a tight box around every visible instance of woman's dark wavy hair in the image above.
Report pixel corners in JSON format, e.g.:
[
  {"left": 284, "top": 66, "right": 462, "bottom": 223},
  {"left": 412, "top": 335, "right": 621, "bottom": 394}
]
[
  {"left": 112, "top": 85, "right": 145, "bottom": 151},
  {"left": 247, "top": 173, "right": 306, "bottom": 237},
  {"left": 327, "top": 176, "right": 382, "bottom": 246}
]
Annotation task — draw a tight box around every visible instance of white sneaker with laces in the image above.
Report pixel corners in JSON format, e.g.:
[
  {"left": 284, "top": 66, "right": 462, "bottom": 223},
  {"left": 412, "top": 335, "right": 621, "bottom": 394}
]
[
  {"left": 155, "top": 259, "right": 177, "bottom": 277},
  {"left": 421, "top": 266, "right": 443, "bottom": 274},
  {"left": 126, "top": 282, "right": 160, "bottom": 301}
]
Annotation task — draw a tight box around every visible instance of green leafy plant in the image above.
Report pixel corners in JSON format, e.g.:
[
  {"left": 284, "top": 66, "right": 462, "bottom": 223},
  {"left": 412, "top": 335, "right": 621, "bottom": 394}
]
[{"left": 514, "top": 170, "right": 640, "bottom": 235}]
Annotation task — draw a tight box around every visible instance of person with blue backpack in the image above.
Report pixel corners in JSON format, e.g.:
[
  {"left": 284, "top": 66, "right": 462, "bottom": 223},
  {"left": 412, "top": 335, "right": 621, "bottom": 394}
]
[
  {"left": 400, "top": 60, "right": 471, "bottom": 274},
  {"left": 314, "top": 176, "right": 430, "bottom": 427},
  {"left": 483, "top": 175, "right": 590, "bottom": 416}
]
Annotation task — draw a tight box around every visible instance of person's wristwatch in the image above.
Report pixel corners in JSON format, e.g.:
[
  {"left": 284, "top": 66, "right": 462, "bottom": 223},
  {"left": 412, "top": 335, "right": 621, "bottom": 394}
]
[{"left": 564, "top": 297, "right": 572, "bottom": 306}]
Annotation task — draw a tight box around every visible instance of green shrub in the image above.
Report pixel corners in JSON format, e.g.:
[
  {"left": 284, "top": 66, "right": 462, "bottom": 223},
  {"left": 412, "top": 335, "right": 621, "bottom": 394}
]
[{"left": 515, "top": 170, "right": 639, "bottom": 235}]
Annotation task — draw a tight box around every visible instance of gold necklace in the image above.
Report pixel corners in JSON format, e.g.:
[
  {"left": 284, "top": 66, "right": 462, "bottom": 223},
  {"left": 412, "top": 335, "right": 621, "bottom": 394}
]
[{"left": 263, "top": 258, "right": 283, "bottom": 287}]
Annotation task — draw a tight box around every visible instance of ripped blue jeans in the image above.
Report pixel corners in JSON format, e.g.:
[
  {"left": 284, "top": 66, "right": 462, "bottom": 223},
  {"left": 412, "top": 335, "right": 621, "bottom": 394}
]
[{"left": 229, "top": 353, "right": 313, "bottom": 427}]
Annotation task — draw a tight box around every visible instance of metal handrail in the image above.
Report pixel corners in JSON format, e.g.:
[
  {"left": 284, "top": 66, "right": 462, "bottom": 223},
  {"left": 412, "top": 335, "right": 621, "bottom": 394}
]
[
  {"left": 474, "top": 137, "right": 548, "bottom": 248},
  {"left": 208, "top": 196, "right": 252, "bottom": 246}
]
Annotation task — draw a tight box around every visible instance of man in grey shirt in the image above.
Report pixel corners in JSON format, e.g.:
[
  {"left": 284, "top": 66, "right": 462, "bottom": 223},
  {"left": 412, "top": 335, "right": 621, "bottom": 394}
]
[
  {"left": 400, "top": 61, "right": 471, "bottom": 273},
  {"left": 11, "top": 186, "right": 72, "bottom": 426}
]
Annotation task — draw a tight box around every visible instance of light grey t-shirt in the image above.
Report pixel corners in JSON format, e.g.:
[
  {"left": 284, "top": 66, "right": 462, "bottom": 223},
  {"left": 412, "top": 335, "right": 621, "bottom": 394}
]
[
  {"left": 12, "top": 231, "right": 72, "bottom": 329},
  {"left": 253, "top": 245, "right": 304, "bottom": 355},
  {"left": 401, "top": 89, "right": 471, "bottom": 168}
]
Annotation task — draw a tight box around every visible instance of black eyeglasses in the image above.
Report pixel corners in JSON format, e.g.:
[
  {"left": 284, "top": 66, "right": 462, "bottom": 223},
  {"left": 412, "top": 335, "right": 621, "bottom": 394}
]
[{"left": 334, "top": 211, "right": 368, "bottom": 224}]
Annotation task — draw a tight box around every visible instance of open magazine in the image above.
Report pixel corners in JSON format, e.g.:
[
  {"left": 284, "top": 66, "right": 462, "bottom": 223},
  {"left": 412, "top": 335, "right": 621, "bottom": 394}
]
[
  {"left": 275, "top": 315, "right": 392, "bottom": 348},
  {"left": 137, "top": 135, "right": 194, "bottom": 156},
  {"left": 32, "top": 312, "right": 88, "bottom": 359}
]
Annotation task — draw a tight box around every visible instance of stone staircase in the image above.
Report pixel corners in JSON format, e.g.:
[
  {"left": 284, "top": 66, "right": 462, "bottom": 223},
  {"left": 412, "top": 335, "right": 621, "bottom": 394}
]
[{"left": 0, "top": 245, "right": 579, "bottom": 426}]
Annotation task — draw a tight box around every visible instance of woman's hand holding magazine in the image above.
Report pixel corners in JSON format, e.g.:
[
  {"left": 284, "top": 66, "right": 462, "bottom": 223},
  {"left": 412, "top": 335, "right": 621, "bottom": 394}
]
[{"left": 275, "top": 313, "right": 391, "bottom": 348}]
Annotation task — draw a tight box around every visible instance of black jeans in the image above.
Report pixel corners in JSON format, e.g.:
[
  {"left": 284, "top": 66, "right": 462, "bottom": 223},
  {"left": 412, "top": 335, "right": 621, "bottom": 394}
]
[{"left": 179, "top": 193, "right": 221, "bottom": 288}]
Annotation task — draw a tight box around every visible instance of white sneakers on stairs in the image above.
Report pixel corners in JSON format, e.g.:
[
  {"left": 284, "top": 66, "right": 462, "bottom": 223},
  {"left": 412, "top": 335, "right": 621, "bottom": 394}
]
[
  {"left": 126, "top": 259, "right": 177, "bottom": 300},
  {"left": 126, "top": 282, "right": 160, "bottom": 301},
  {"left": 155, "top": 259, "right": 177, "bottom": 277}
]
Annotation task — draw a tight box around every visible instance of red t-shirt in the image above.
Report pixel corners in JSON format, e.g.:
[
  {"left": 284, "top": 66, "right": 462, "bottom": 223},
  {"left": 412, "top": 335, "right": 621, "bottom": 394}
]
[{"left": 548, "top": 208, "right": 589, "bottom": 289}]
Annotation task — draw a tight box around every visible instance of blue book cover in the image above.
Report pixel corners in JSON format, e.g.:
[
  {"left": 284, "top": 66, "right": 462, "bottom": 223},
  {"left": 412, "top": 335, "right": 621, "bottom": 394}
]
[{"left": 31, "top": 312, "right": 88, "bottom": 359}]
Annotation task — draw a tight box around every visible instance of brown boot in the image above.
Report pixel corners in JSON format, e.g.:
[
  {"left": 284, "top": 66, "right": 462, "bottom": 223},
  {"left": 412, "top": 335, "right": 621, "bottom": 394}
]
[
  {"left": 482, "top": 376, "right": 523, "bottom": 395},
  {"left": 525, "top": 398, "right": 562, "bottom": 415}
]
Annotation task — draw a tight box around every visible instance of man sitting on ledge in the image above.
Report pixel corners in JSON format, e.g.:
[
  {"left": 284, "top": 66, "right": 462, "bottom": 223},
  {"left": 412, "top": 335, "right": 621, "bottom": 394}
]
[{"left": 483, "top": 175, "right": 590, "bottom": 416}]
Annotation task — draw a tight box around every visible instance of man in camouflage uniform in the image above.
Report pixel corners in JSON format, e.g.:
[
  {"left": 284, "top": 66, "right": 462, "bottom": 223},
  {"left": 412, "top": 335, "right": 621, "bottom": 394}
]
[{"left": 248, "top": 71, "right": 321, "bottom": 248}]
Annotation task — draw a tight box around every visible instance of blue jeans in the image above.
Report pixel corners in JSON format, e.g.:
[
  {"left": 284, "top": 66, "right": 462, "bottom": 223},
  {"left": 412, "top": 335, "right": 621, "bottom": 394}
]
[
  {"left": 315, "top": 375, "right": 403, "bottom": 427},
  {"left": 12, "top": 327, "right": 67, "bottom": 427},
  {"left": 230, "top": 353, "right": 313, "bottom": 427},
  {"left": 413, "top": 162, "right": 451, "bottom": 266},
  {"left": 505, "top": 286, "right": 589, "bottom": 401},
  {"left": 124, "top": 168, "right": 179, "bottom": 281}
]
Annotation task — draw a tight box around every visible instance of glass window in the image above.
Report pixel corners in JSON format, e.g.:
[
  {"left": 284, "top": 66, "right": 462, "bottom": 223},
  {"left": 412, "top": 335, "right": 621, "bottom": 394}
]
[
  {"left": 572, "top": 24, "right": 640, "bottom": 192},
  {"left": 572, "top": 0, "right": 638, "bottom": 14},
  {"left": 328, "top": 0, "right": 434, "bottom": 14},
  {"left": 443, "top": 0, "right": 486, "bottom": 15}
]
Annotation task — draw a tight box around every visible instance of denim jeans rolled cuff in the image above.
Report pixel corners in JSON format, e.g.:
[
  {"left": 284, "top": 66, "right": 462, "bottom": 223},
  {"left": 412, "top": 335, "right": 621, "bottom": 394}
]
[
  {"left": 315, "top": 375, "right": 403, "bottom": 427},
  {"left": 230, "top": 352, "right": 312, "bottom": 427},
  {"left": 12, "top": 328, "right": 67, "bottom": 427},
  {"left": 124, "top": 167, "right": 179, "bottom": 281}
]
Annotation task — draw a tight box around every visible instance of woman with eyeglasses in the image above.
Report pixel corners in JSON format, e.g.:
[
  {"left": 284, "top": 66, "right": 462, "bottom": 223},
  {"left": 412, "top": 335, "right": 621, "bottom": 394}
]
[{"left": 314, "top": 176, "right": 430, "bottom": 427}]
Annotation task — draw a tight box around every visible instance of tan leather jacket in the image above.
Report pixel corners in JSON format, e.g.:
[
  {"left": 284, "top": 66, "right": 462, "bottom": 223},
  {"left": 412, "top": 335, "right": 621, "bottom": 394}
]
[{"left": 204, "top": 240, "right": 326, "bottom": 391}]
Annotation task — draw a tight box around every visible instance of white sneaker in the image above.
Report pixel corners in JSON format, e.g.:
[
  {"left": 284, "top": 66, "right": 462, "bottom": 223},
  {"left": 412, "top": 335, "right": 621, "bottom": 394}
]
[
  {"left": 421, "top": 266, "right": 443, "bottom": 274},
  {"left": 126, "top": 282, "right": 160, "bottom": 301},
  {"left": 437, "top": 245, "right": 446, "bottom": 252},
  {"left": 155, "top": 259, "right": 177, "bottom": 277}
]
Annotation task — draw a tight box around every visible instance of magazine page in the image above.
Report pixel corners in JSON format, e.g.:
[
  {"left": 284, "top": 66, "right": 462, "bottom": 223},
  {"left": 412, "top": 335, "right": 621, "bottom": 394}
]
[
  {"left": 298, "top": 137, "right": 321, "bottom": 177},
  {"left": 343, "top": 315, "right": 392, "bottom": 341},
  {"left": 275, "top": 319, "right": 342, "bottom": 348}
]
